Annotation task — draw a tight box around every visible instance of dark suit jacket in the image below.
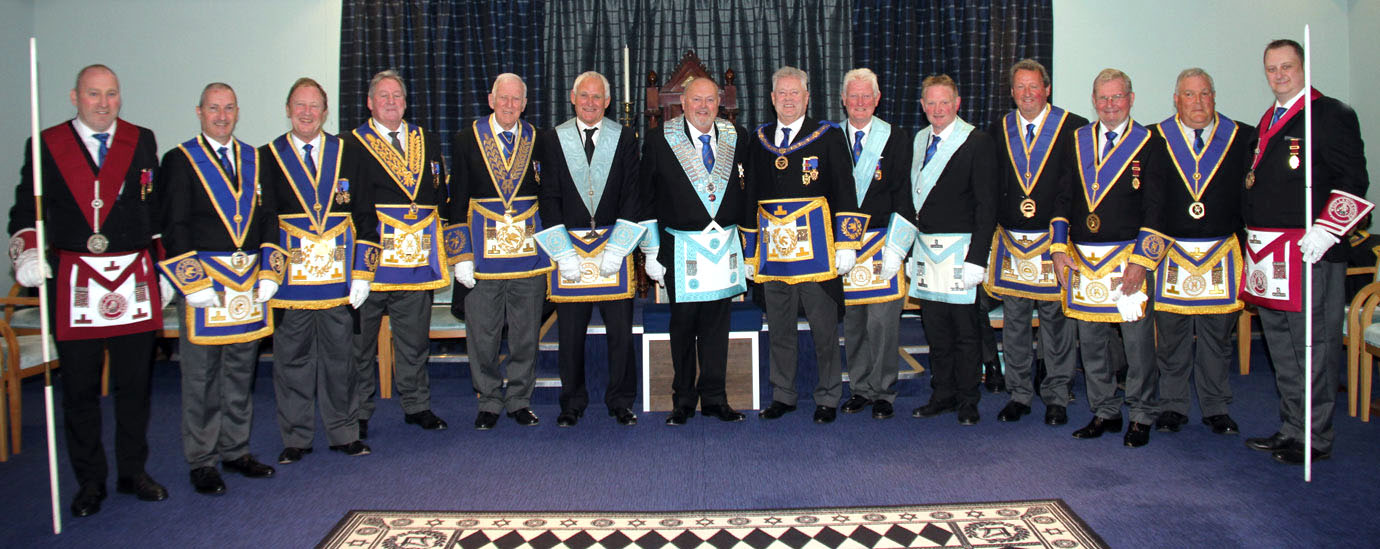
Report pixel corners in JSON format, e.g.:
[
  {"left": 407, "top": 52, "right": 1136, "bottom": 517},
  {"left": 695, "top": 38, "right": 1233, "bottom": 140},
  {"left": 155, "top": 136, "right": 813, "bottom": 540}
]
[
  {"left": 258, "top": 134, "right": 381, "bottom": 247},
  {"left": 914, "top": 126, "right": 998, "bottom": 267},
  {"left": 843, "top": 120, "right": 916, "bottom": 229},
  {"left": 1243, "top": 94, "right": 1370, "bottom": 262},
  {"left": 536, "top": 120, "right": 644, "bottom": 231},
  {"left": 159, "top": 137, "right": 277, "bottom": 258},
  {"left": 343, "top": 122, "right": 449, "bottom": 216},
  {"left": 1056, "top": 121, "right": 1168, "bottom": 245},
  {"left": 988, "top": 109, "right": 1088, "bottom": 231},
  {"left": 1148, "top": 116, "right": 1255, "bottom": 239},
  {"left": 447, "top": 118, "right": 541, "bottom": 223}
]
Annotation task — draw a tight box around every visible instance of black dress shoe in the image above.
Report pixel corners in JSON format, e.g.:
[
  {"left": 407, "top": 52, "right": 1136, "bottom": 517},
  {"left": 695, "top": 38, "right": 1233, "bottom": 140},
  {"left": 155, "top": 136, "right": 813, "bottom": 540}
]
[
  {"left": 997, "top": 401, "right": 1031, "bottom": 422},
  {"left": 358, "top": 419, "right": 369, "bottom": 439},
  {"left": 277, "top": 447, "right": 312, "bottom": 464},
  {"left": 1154, "top": 411, "right": 1188, "bottom": 433},
  {"left": 701, "top": 404, "right": 746, "bottom": 422},
  {"left": 474, "top": 411, "right": 500, "bottom": 430},
  {"left": 911, "top": 400, "right": 957, "bottom": 418},
  {"left": 813, "top": 406, "right": 837, "bottom": 424},
  {"left": 1071, "top": 416, "right": 1123, "bottom": 439},
  {"left": 1245, "top": 432, "right": 1295, "bottom": 452},
  {"left": 610, "top": 407, "right": 638, "bottom": 426},
  {"left": 665, "top": 406, "right": 694, "bottom": 426},
  {"left": 116, "top": 473, "right": 169, "bottom": 502},
  {"left": 957, "top": 407, "right": 980, "bottom": 426},
  {"left": 70, "top": 482, "right": 106, "bottom": 517},
  {"left": 1272, "top": 445, "right": 1332, "bottom": 465},
  {"left": 404, "top": 410, "right": 448, "bottom": 430},
  {"left": 983, "top": 361, "right": 1005, "bottom": 393},
  {"left": 1124, "top": 422, "right": 1151, "bottom": 447},
  {"left": 328, "top": 440, "right": 371, "bottom": 456},
  {"left": 508, "top": 408, "right": 540, "bottom": 426},
  {"left": 223, "top": 454, "right": 275, "bottom": 478},
  {"left": 1202, "top": 414, "right": 1240, "bottom": 435},
  {"left": 190, "top": 466, "right": 226, "bottom": 495},
  {"left": 840, "top": 395, "right": 872, "bottom": 414},
  {"left": 758, "top": 401, "right": 797, "bottom": 419},
  {"left": 1045, "top": 405, "right": 1068, "bottom": 426},
  {"left": 556, "top": 409, "right": 582, "bottom": 427},
  {"left": 871, "top": 400, "right": 894, "bottom": 419}
]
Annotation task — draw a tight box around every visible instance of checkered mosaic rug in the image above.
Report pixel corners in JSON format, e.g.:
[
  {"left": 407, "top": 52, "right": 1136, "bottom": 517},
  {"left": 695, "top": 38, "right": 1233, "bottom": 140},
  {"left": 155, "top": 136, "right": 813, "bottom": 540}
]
[{"left": 317, "top": 500, "right": 1106, "bottom": 548}]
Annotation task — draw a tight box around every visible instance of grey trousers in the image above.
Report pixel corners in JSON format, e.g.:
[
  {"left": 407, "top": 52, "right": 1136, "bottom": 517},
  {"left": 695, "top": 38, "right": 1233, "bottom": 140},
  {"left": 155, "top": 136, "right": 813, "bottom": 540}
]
[
  {"left": 1075, "top": 291, "right": 1158, "bottom": 424},
  {"left": 464, "top": 275, "right": 545, "bottom": 414},
  {"left": 764, "top": 281, "right": 842, "bottom": 407},
  {"left": 351, "top": 289, "right": 434, "bottom": 419},
  {"left": 1257, "top": 260, "right": 1343, "bottom": 453},
  {"left": 843, "top": 298, "right": 903, "bottom": 402},
  {"left": 273, "top": 306, "right": 357, "bottom": 447},
  {"left": 1002, "top": 295, "right": 1077, "bottom": 407},
  {"left": 1154, "top": 310, "right": 1235, "bottom": 417},
  {"left": 177, "top": 303, "right": 263, "bottom": 468}
]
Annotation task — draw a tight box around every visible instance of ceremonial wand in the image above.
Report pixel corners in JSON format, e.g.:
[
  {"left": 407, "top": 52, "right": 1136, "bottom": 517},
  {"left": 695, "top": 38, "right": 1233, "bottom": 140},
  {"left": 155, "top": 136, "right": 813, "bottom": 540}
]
[
  {"left": 1302, "top": 25, "right": 1314, "bottom": 482},
  {"left": 29, "top": 36, "right": 64, "bottom": 533}
]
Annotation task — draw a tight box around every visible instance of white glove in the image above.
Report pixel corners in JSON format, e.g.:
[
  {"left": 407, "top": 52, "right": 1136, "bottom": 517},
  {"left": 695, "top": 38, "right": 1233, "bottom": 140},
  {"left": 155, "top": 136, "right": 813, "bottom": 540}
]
[
  {"left": 906, "top": 259, "right": 918, "bottom": 280},
  {"left": 555, "top": 256, "right": 581, "bottom": 282},
  {"left": 255, "top": 280, "right": 279, "bottom": 303},
  {"left": 960, "top": 262, "right": 987, "bottom": 289},
  {"left": 159, "top": 275, "right": 176, "bottom": 309},
  {"left": 349, "top": 279, "right": 371, "bottom": 309},
  {"left": 834, "top": 249, "right": 856, "bottom": 274},
  {"left": 879, "top": 249, "right": 904, "bottom": 281},
  {"left": 14, "top": 248, "right": 50, "bottom": 288},
  {"left": 1298, "top": 226, "right": 1340, "bottom": 264},
  {"left": 745, "top": 263, "right": 756, "bottom": 281},
  {"left": 454, "top": 261, "right": 476, "bottom": 289},
  {"left": 1113, "top": 290, "right": 1148, "bottom": 322},
  {"left": 185, "top": 287, "right": 221, "bottom": 308},
  {"left": 645, "top": 258, "right": 666, "bottom": 285},
  {"left": 598, "top": 250, "right": 626, "bottom": 277}
]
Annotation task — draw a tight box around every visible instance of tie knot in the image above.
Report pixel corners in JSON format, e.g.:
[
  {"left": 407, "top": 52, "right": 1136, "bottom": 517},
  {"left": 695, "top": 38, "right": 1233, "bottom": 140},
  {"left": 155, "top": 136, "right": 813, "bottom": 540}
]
[
  {"left": 218, "top": 146, "right": 229, "bottom": 157},
  {"left": 389, "top": 131, "right": 399, "bottom": 140},
  {"left": 303, "top": 143, "right": 313, "bottom": 154},
  {"left": 501, "top": 131, "right": 514, "bottom": 142},
  {"left": 1193, "top": 128, "right": 1203, "bottom": 139},
  {"left": 1105, "top": 131, "right": 1117, "bottom": 142},
  {"left": 93, "top": 132, "right": 109, "bottom": 144},
  {"left": 855, "top": 130, "right": 865, "bottom": 141},
  {"left": 932, "top": 135, "right": 941, "bottom": 145},
  {"left": 699, "top": 134, "right": 712, "bottom": 145}
]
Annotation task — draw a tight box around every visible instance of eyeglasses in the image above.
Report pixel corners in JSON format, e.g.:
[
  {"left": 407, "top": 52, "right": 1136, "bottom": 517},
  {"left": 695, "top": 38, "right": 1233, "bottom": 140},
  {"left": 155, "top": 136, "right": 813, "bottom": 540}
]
[{"left": 1095, "top": 94, "right": 1128, "bottom": 104}]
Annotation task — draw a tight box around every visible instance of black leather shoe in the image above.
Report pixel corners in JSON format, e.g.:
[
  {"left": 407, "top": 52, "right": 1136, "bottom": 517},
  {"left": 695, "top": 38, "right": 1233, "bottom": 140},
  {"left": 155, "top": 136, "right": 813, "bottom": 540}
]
[
  {"left": 983, "top": 361, "right": 1006, "bottom": 393},
  {"left": 328, "top": 440, "right": 371, "bottom": 457},
  {"left": 871, "top": 400, "right": 894, "bottom": 419},
  {"left": 116, "top": 473, "right": 168, "bottom": 502},
  {"left": 70, "top": 482, "right": 106, "bottom": 517},
  {"left": 957, "top": 406, "right": 980, "bottom": 426},
  {"left": 1045, "top": 405, "right": 1068, "bottom": 426},
  {"left": 474, "top": 411, "right": 500, "bottom": 430},
  {"left": 665, "top": 406, "right": 694, "bottom": 426},
  {"left": 222, "top": 454, "right": 275, "bottom": 478},
  {"left": 1154, "top": 411, "right": 1188, "bottom": 433},
  {"left": 911, "top": 400, "right": 957, "bottom": 418},
  {"left": 610, "top": 407, "right": 638, "bottom": 426},
  {"left": 557, "top": 409, "right": 582, "bottom": 427},
  {"left": 840, "top": 395, "right": 871, "bottom": 414},
  {"left": 813, "top": 405, "right": 837, "bottom": 424},
  {"left": 1071, "top": 416, "right": 1123, "bottom": 439},
  {"left": 508, "top": 408, "right": 540, "bottom": 426},
  {"left": 1272, "top": 444, "right": 1331, "bottom": 465},
  {"left": 1202, "top": 414, "right": 1240, "bottom": 435},
  {"left": 358, "top": 419, "right": 369, "bottom": 439},
  {"left": 1246, "top": 432, "right": 1295, "bottom": 452},
  {"left": 190, "top": 466, "right": 226, "bottom": 495},
  {"left": 404, "top": 410, "right": 448, "bottom": 430},
  {"left": 1124, "top": 422, "right": 1151, "bottom": 447},
  {"left": 702, "top": 404, "right": 746, "bottom": 422},
  {"left": 758, "top": 401, "right": 797, "bottom": 419},
  {"left": 277, "top": 447, "right": 312, "bottom": 464},
  {"left": 997, "top": 401, "right": 1031, "bottom": 422}
]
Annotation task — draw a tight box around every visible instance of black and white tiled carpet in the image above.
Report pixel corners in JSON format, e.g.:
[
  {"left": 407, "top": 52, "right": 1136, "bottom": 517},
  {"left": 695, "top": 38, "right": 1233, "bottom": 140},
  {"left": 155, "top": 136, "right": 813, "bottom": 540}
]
[{"left": 318, "top": 500, "right": 1107, "bottom": 548}]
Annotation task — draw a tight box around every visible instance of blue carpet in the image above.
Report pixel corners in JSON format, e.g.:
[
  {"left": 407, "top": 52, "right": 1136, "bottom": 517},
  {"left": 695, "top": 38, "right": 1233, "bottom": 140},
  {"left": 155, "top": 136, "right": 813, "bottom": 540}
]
[{"left": 1, "top": 333, "right": 1378, "bottom": 547}]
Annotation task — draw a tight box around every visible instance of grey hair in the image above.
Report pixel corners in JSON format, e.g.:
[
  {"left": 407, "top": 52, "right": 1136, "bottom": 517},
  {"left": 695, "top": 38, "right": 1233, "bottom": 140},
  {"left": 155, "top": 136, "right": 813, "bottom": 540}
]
[
  {"left": 841, "top": 68, "right": 879, "bottom": 96},
  {"left": 572, "top": 71, "right": 611, "bottom": 97},
  {"left": 368, "top": 69, "right": 407, "bottom": 97},
  {"left": 772, "top": 66, "right": 809, "bottom": 92},
  {"left": 682, "top": 76, "right": 720, "bottom": 94},
  {"left": 492, "top": 73, "right": 527, "bottom": 98},
  {"left": 1174, "top": 67, "right": 1215, "bottom": 95},
  {"left": 1010, "top": 59, "right": 1050, "bottom": 88},
  {"left": 1092, "top": 68, "right": 1133, "bottom": 94},
  {"left": 198, "top": 82, "right": 235, "bottom": 107}
]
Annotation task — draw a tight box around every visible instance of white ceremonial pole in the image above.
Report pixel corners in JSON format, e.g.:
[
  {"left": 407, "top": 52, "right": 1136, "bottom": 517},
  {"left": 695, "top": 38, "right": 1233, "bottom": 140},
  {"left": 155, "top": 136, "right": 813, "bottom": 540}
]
[
  {"left": 29, "top": 36, "right": 63, "bottom": 534},
  {"left": 1303, "top": 25, "right": 1314, "bottom": 482}
]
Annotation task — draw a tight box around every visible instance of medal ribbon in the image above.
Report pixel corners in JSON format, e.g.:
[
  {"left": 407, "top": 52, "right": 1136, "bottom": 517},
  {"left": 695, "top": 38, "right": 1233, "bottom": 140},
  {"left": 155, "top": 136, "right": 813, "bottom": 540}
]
[
  {"left": 43, "top": 120, "right": 138, "bottom": 232},
  {"left": 475, "top": 116, "right": 535, "bottom": 213},
  {"left": 1251, "top": 87, "right": 1322, "bottom": 171},
  {"left": 844, "top": 116, "right": 890, "bottom": 207},
  {"left": 1074, "top": 120, "right": 1150, "bottom": 212},
  {"left": 354, "top": 120, "right": 425, "bottom": 202},
  {"left": 179, "top": 136, "right": 258, "bottom": 249},
  {"left": 270, "top": 132, "right": 342, "bottom": 234}
]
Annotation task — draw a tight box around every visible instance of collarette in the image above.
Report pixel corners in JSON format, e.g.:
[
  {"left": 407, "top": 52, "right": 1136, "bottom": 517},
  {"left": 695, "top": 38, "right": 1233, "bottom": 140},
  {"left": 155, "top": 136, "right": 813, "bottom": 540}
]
[
  {"left": 1018, "top": 104, "right": 1050, "bottom": 131},
  {"left": 775, "top": 117, "right": 804, "bottom": 144},
  {"left": 202, "top": 133, "right": 234, "bottom": 151},
  {"left": 1176, "top": 117, "right": 1215, "bottom": 144},
  {"left": 576, "top": 118, "right": 601, "bottom": 145},
  {"left": 930, "top": 120, "right": 956, "bottom": 140},
  {"left": 1275, "top": 88, "right": 1308, "bottom": 111},
  {"left": 1097, "top": 119, "right": 1129, "bottom": 138},
  {"left": 847, "top": 118, "right": 873, "bottom": 137},
  {"left": 372, "top": 118, "right": 407, "bottom": 136},
  {"left": 289, "top": 132, "right": 323, "bottom": 153}
]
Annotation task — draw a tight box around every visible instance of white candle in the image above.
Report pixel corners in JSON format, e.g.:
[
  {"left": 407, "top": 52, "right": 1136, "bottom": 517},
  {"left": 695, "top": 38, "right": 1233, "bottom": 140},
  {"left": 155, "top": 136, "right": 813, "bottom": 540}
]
[{"left": 623, "top": 46, "right": 631, "bottom": 102}]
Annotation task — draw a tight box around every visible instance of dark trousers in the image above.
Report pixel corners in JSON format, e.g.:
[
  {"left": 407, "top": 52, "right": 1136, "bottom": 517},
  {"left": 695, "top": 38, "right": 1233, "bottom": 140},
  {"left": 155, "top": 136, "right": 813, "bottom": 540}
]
[
  {"left": 556, "top": 298, "right": 637, "bottom": 412},
  {"left": 763, "top": 281, "right": 842, "bottom": 407},
  {"left": 1075, "top": 295, "right": 1157, "bottom": 425},
  {"left": 1258, "top": 260, "right": 1343, "bottom": 452},
  {"left": 273, "top": 306, "right": 357, "bottom": 447},
  {"left": 919, "top": 299, "right": 981, "bottom": 409},
  {"left": 58, "top": 331, "right": 155, "bottom": 485},
  {"left": 1002, "top": 295, "right": 1077, "bottom": 407},
  {"left": 351, "top": 289, "right": 434, "bottom": 419},
  {"left": 669, "top": 298, "right": 732, "bottom": 409},
  {"left": 1154, "top": 310, "right": 1235, "bottom": 418},
  {"left": 842, "top": 298, "right": 903, "bottom": 402},
  {"left": 177, "top": 301, "right": 262, "bottom": 468}
]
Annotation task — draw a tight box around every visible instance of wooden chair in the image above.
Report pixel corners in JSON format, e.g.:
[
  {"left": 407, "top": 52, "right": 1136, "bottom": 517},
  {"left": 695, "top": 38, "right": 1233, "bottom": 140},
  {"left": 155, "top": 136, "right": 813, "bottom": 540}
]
[
  {"left": 1239, "top": 264, "right": 1377, "bottom": 378},
  {"left": 643, "top": 50, "right": 739, "bottom": 130},
  {"left": 0, "top": 296, "right": 59, "bottom": 457}
]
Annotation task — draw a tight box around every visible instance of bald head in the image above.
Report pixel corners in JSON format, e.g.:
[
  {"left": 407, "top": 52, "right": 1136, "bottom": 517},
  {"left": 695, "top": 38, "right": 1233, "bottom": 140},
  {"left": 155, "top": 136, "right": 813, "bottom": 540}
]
[{"left": 70, "top": 64, "right": 121, "bottom": 132}]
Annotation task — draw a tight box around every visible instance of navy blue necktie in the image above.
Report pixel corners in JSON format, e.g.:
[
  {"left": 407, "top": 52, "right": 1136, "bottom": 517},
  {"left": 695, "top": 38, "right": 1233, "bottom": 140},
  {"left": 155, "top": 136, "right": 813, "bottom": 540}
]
[
  {"left": 500, "top": 130, "right": 515, "bottom": 158},
  {"left": 1025, "top": 123, "right": 1035, "bottom": 144},
  {"left": 302, "top": 144, "right": 317, "bottom": 177},
  {"left": 1193, "top": 129, "right": 1205, "bottom": 154},
  {"left": 699, "top": 134, "right": 714, "bottom": 171},
  {"left": 93, "top": 132, "right": 110, "bottom": 168},
  {"left": 852, "top": 130, "right": 864, "bottom": 163},
  {"left": 923, "top": 134, "right": 940, "bottom": 168},
  {"left": 1271, "top": 106, "right": 1287, "bottom": 128},
  {"left": 778, "top": 127, "right": 792, "bottom": 148},
  {"left": 217, "top": 146, "right": 236, "bottom": 181},
  {"left": 1102, "top": 131, "right": 1117, "bottom": 160}
]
